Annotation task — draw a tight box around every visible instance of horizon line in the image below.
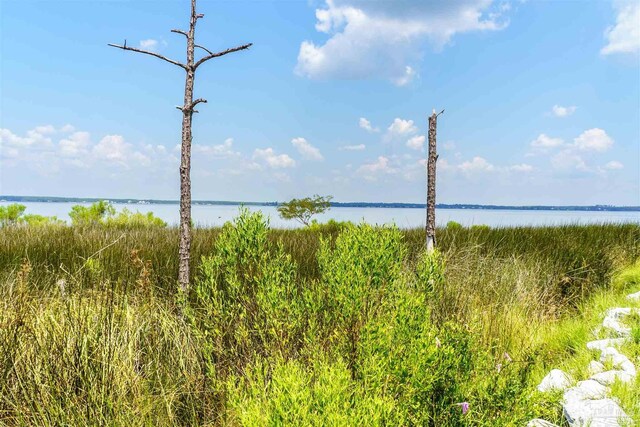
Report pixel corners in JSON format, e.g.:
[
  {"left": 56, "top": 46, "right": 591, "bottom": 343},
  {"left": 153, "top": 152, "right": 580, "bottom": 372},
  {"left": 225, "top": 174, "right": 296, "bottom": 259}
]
[{"left": 1, "top": 195, "right": 639, "bottom": 211}]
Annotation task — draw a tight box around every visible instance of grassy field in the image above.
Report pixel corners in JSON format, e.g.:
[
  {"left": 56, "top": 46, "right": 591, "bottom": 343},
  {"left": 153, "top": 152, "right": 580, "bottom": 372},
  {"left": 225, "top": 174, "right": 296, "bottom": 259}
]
[{"left": 1, "top": 212, "right": 639, "bottom": 426}]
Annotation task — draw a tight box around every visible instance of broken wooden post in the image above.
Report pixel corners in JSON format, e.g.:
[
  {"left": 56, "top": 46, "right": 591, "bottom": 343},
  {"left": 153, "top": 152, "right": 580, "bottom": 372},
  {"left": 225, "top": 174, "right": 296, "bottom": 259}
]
[{"left": 426, "top": 109, "right": 442, "bottom": 253}]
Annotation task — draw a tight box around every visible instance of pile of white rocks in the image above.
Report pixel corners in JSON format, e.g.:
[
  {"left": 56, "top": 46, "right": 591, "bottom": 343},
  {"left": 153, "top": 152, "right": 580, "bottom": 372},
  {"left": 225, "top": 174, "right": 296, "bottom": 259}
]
[{"left": 527, "top": 293, "right": 639, "bottom": 427}]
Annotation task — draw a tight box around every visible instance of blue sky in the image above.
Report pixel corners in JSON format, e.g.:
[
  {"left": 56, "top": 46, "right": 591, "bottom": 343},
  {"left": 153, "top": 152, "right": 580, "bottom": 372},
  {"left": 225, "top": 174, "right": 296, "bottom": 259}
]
[{"left": 1, "top": 0, "right": 638, "bottom": 205}]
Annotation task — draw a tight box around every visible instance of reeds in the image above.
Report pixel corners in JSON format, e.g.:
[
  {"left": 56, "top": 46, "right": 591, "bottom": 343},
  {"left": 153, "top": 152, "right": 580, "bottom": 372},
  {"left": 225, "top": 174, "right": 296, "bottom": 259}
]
[{"left": 0, "top": 219, "right": 638, "bottom": 425}]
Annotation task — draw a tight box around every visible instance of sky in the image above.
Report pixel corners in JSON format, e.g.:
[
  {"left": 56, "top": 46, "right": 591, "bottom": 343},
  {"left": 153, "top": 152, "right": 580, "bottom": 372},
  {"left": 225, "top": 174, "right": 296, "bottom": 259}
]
[{"left": 0, "top": 0, "right": 639, "bottom": 205}]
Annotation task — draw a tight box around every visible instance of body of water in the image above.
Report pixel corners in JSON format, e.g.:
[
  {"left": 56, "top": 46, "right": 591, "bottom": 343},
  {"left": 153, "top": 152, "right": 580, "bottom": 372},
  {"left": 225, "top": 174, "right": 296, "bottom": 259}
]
[{"left": 3, "top": 201, "right": 639, "bottom": 228}]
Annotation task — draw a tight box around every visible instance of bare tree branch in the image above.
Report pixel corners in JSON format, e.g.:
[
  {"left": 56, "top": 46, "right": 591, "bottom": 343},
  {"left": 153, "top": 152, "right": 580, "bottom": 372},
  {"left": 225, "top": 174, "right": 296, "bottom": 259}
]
[
  {"left": 171, "top": 29, "right": 188, "bottom": 38},
  {"left": 192, "top": 98, "right": 207, "bottom": 107},
  {"left": 196, "top": 13, "right": 205, "bottom": 19},
  {"left": 194, "top": 43, "right": 252, "bottom": 69},
  {"left": 108, "top": 43, "right": 187, "bottom": 70},
  {"left": 195, "top": 44, "right": 213, "bottom": 55}
]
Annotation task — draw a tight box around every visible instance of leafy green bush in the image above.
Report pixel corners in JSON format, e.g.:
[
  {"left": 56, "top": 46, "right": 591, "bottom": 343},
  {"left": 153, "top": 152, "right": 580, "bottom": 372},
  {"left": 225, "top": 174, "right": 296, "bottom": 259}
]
[
  {"left": 470, "top": 224, "right": 490, "bottom": 232},
  {"left": 104, "top": 208, "right": 167, "bottom": 228},
  {"left": 0, "top": 203, "right": 26, "bottom": 227},
  {"left": 69, "top": 201, "right": 165, "bottom": 228},
  {"left": 190, "top": 208, "right": 301, "bottom": 378},
  {"left": 69, "top": 200, "right": 115, "bottom": 226},
  {"left": 226, "top": 356, "right": 393, "bottom": 426},
  {"left": 315, "top": 223, "right": 406, "bottom": 362},
  {"left": 416, "top": 249, "right": 445, "bottom": 293},
  {"left": 21, "top": 214, "right": 65, "bottom": 226},
  {"left": 307, "top": 218, "right": 354, "bottom": 232},
  {"left": 446, "top": 220, "right": 463, "bottom": 230},
  {"left": 0, "top": 204, "right": 63, "bottom": 227}
]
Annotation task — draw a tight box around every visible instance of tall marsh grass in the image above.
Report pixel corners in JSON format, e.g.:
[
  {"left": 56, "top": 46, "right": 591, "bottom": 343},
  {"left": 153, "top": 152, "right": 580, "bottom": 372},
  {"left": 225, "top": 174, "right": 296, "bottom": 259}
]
[{"left": 0, "top": 215, "right": 638, "bottom": 425}]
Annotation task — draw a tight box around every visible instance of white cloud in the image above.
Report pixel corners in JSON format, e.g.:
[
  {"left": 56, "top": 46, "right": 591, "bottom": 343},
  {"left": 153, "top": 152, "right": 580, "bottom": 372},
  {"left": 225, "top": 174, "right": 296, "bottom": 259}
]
[
  {"left": 551, "top": 105, "right": 576, "bottom": 117},
  {"left": 356, "top": 155, "right": 396, "bottom": 180},
  {"left": 1, "top": 125, "right": 179, "bottom": 174},
  {"left": 359, "top": 117, "right": 379, "bottom": 133},
  {"left": 509, "top": 163, "right": 534, "bottom": 173},
  {"left": 406, "top": 135, "right": 425, "bottom": 150},
  {"left": 530, "top": 133, "right": 564, "bottom": 150},
  {"left": 458, "top": 156, "right": 495, "bottom": 174},
  {"left": 387, "top": 118, "right": 418, "bottom": 137},
  {"left": 92, "top": 135, "right": 132, "bottom": 165},
  {"left": 604, "top": 160, "right": 624, "bottom": 170},
  {"left": 252, "top": 148, "right": 296, "bottom": 169},
  {"left": 140, "top": 39, "right": 159, "bottom": 51},
  {"left": 291, "top": 137, "right": 324, "bottom": 161},
  {"left": 295, "top": 0, "right": 508, "bottom": 85},
  {"left": 59, "top": 131, "right": 91, "bottom": 158},
  {"left": 193, "top": 138, "right": 239, "bottom": 159},
  {"left": 1, "top": 127, "right": 53, "bottom": 149},
  {"left": 551, "top": 150, "right": 588, "bottom": 172},
  {"left": 528, "top": 128, "right": 614, "bottom": 172},
  {"left": 601, "top": 1, "right": 640, "bottom": 55},
  {"left": 443, "top": 141, "right": 456, "bottom": 151},
  {"left": 573, "top": 128, "right": 614, "bottom": 152},
  {"left": 339, "top": 143, "right": 366, "bottom": 151},
  {"left": 33, "top": 125, "right": 57, "bottom": 135},
  {"left": 391, "top": 66, "right": 417, "bottom": 87}
]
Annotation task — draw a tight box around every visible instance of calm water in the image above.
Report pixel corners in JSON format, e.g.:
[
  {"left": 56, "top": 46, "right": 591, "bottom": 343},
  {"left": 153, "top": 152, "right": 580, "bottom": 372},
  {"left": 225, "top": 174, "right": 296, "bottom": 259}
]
[{"left": 3, "top": 202, "right": 639, "bottom": 228}]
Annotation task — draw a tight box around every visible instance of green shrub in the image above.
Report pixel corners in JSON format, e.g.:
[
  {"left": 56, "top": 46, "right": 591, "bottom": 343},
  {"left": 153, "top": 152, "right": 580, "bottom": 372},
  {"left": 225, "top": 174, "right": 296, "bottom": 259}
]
[
  {"left": 470, "top": 224, "right": 491, "bottom": 232},
  {"left": 307, "top": 218, "right": 353, "bottom": 233},
  {"left": 69, "top": 200, "right": 115, "bottom": 226},
  {"left": 226, "top": 356, "right": 393, "bottom": 426},
  {"left": 416, "top": 249, "right": 445, "bottom": 294},
  {"left": 612, "top": 259, "right": 640, "bottom": 291},
  {"left": 0, "top": 204, "right": 63, "bottom": 227},
  {"left": 0, "top": 203, "right": 26, "bottom": 227},
  {"left": 68, "top": 201, "right": 166, "bottom": 228},
  {"left": 190, "top": 208, "right": 301, "bottom": 379},
  {"left": 314, "top": 223, "right": 406, "bottom": 376},
  {"left": 446, "top": 221, "right": 463, "bottom": 230},
  {"left": 104, "top": 208, "right": 167, "bottom": 228},
  {"left": 21, "top": 214, "right": 65, "bottom": 226}
]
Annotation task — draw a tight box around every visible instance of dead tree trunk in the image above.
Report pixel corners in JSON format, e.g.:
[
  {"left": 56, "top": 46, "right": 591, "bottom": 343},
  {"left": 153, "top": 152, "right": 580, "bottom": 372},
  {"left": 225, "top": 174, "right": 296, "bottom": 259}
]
[
  {"left": 109, "top": 0, "right": 251, "bottom": 292},
  {"left": 426, "top": 109, "right": 442, "bottom": 253}
]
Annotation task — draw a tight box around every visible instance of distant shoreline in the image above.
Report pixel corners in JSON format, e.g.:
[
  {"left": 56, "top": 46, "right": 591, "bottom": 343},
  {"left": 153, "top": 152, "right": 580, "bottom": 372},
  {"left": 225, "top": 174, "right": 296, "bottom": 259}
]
[{"left": 2, "top": 195, "right": 639, "bottom": 212}]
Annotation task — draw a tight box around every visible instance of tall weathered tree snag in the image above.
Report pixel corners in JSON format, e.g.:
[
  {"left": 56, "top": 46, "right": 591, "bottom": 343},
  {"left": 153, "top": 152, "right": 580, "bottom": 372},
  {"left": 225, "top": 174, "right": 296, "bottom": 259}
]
[
  {"left": 109, "top": 0, "right": 251, "bottom": 292},
  {"left": 426, "top": 109, "right": 443, "bottom": 253}
]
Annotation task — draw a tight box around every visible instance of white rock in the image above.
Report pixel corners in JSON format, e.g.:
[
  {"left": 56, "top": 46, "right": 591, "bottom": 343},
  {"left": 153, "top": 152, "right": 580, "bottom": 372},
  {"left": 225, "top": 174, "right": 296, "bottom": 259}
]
[
  {"left": 590, "top": 370, "right": 634, "bottom": 386},
  {"left": 600, "top": 346, "right": 622, "bottom": 360},
  {"left": 537, "top": 369, "right": 572, "bottom": 392},
  {"left": 527, "top": 419, "right": 560, "bottom": 427},
  {"left": 606, "top": 308, "right": 632, "bottom": 318},
  {"left": 563, "top": 380, "right": 609, "bottom": 402},
  {"left": 600, "top": 347, "right": 637, "bottom": 377},
  {"left": 602, "top": 308, "right": 635, "bottom": 338},
  {"left": 586, "top": 338, "right": 627, "bottom": 351},
  {"left": 602, "top": 316, "right": 631, "bottom": 337},
  {"left": 563, "top": 398, "right": 631, "bottom": 426},
  {"left": 627, "top": 291, "right": 640, "bottom": 301},
  {"left": 588, "top": 360, "right": 606, "bottom": 375}
]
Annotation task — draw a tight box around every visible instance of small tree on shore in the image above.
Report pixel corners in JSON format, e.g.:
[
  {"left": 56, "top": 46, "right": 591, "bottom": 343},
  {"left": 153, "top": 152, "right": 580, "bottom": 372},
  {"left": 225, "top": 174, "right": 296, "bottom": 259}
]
[
  {"left": 277, "top": 195, "right": 333, "bottom": 227},
  {"left": 0, "top": 204, "right": 26, "bottom": 227}
]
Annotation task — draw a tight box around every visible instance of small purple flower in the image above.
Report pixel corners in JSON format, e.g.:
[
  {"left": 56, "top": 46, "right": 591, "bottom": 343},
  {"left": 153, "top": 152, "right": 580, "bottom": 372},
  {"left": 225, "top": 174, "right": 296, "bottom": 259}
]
[
  {"left": 496, "top": 363, "right": 502, "bottom": 373},
  {"left": 456, "top": 402, "right": 470, "bottom": 415},
  {"left": 503, "top": 352, "right": 512, "bottom": 362}
]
